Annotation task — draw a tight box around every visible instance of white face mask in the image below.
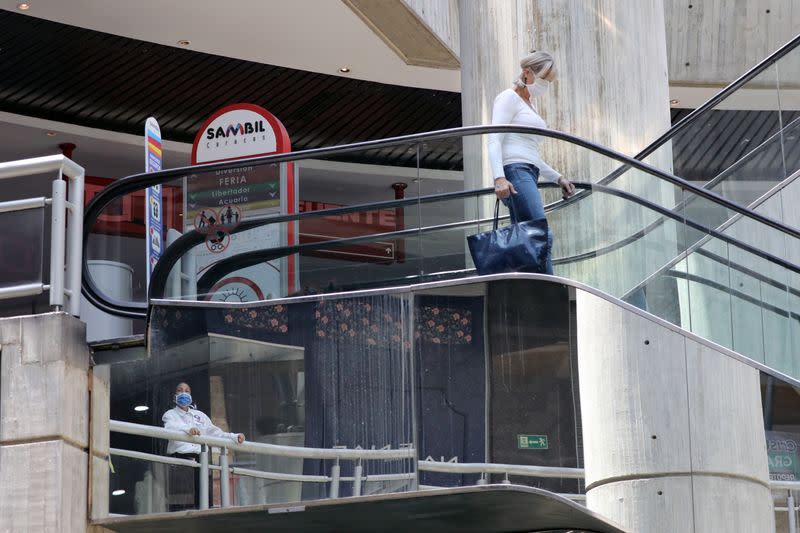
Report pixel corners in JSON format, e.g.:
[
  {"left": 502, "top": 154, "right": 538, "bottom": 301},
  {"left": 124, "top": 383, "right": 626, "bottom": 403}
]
[{"left": 526, "top": 77, "right": 550, "bottom": 97}]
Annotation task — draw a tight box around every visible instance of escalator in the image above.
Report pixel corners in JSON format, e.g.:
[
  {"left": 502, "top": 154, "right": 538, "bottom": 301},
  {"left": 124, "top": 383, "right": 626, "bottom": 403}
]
[{"left": 81, "top": 34, "right": 800, "bottom": 388}]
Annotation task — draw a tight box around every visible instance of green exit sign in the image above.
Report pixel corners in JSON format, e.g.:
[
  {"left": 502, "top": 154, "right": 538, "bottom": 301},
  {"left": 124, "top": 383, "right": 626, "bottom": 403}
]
[{"left": 518, "top": 435, "right": 548, "bottom": 450}]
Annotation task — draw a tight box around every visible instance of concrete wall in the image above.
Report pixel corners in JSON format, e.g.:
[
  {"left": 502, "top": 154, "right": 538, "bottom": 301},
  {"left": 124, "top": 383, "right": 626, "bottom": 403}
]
[
  {"left": 402, "top": 0, "right": 459, "bottom": 56},
  {"left": 664, "top": 0, "right": 800, "bottom": 86},
  {"left": 0, "top": 312, "right": 103, "bottom": 532},
  {"left": 576, "top": 289, "right": 774, "bottom": 532},
  {"left": 407, "top": 0, "right": 800, "bottom": 88}
]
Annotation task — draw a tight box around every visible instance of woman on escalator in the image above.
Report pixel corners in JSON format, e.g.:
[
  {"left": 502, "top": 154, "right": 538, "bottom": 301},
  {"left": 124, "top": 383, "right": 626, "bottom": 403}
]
[{"left": 488, "top": 50, "right": 576, "bottom": 274}]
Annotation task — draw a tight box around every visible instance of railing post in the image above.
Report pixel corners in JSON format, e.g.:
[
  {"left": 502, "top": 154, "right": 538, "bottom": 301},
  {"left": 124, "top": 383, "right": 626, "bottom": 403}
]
[
  {"left": 220, "top": 447, "right": 230, "bottom": 508},
  {"left": 65, "top": 165, "right": 84, "bottom": 316},
  {"left": 789, "top": 491, "right": 797, "bottom": 533},
  {"left": 353, "top": 461, "right": 363, "bottom": 497},
  {"left": 329, "top": 459, "right": 340, "bottom": 499},
  {"left": 199, "top": 444, "right": 209, "bottom": 510},
  {"left": 49, "top": 177, "right": 66, "bottom": 311},
  {"left": 477, "top": 472, "right": 488, "bottom": 485}
]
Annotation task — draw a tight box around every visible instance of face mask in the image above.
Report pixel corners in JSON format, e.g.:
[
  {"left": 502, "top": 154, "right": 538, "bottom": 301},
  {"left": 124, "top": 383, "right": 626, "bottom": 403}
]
[
  {"left": 175, "top": 392, "right": 192, "bottom": 408},
  {"left": 527, "top": 77, "right": 550, "bottom": 97}
]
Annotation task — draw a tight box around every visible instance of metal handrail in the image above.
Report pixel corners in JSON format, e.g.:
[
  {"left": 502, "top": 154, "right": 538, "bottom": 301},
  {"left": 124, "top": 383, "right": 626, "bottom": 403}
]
[
  {"left": 107, "top": 418, "right": 800, "bottom": 524},
  {"left": 189, "top": 180, "right": 800, "bottom": 302},
  {"left": 110, "top": 419, "right": 416, "bottom": 511},
  {"left": 418, "top": 460, "right": 584, "bottom": 479},
  {"left": 83, "top": 125, "right": 800, "bottom": 319},
  {"left": 108, "top": 419, "right": 585, "bottom": 515},
  {"left": 0, "top": 154, "right": 84, "bottom": 315},
  {"left": 110, "top": 420, "right": 414, "bottom": 460}
]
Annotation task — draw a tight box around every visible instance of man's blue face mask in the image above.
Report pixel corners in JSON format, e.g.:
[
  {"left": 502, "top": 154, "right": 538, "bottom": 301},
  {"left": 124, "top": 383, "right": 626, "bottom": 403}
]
[{"left": 175, "top": 392, "right": 192, "bottom": 408}]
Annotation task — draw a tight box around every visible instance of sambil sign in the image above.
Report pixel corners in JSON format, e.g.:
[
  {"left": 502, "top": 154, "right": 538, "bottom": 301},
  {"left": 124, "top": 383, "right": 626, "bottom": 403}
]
[
  {"left": 193, "top": 105, "right": 283, "bottom": 164},
  {"left": 189, "top": 103, "right": 296, "bottom": 302}
]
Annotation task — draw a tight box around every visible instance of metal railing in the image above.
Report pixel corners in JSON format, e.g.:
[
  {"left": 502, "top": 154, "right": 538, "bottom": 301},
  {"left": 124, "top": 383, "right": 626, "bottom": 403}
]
[
  {"left": 109, "top": 419, "right": 417, "bottom": 510},
  {"left": 108, "top": 419, "right": 800, "bottom": 528},
  {"left": 0, "top": 154, "right": 84, "bottom": 315},
  {"left": 108, "top": 420, "right": 585, "bottom": 512},
  {"left": 773, "top": 481, "right": 800, "bottom": 533}
]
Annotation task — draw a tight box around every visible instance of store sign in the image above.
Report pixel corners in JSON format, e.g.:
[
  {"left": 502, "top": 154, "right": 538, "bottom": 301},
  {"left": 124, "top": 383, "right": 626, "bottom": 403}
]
[
  {"left": 767, "top": 431, "right": 800, "bottom": 481},
  {"left": 144, "top": 117, "right": 163, "bottom": 286},
  {"left": 298, "top": 200, "right": 400, "bottom": 263},
  {"left": 190, "top": 103, "right": 295, "bottom": 302}
]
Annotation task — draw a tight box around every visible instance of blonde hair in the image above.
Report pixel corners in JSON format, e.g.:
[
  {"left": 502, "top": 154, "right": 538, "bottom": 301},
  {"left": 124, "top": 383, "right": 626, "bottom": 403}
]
[{"left": 513, "top": 51, "right": 555, "bottom": 88}]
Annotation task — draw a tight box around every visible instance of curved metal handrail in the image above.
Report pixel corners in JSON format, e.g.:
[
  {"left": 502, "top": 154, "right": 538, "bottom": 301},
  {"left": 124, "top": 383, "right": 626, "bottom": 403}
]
[
  {"left": 542, "top": 31, "right": 800, "bottom": 213},
  {"left": 83, "top": 125, "right": 800, "bottom": 319},
  {"left": 189, "top": 181, "right": 800, "bottom": 302}
]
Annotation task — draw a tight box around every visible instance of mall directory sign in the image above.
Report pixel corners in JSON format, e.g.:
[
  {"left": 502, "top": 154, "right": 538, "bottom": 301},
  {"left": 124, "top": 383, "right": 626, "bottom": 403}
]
[{"left": 189, "top": 103, "right": 297, "bottom": 302}]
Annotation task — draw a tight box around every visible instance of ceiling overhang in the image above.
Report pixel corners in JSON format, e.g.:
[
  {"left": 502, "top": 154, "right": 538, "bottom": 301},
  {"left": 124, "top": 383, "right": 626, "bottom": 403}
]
[
  {"left": 342, "top": 0, "right": 459, "bottom": 69},
  {"left": 0, "top": 1, "right": 460, "bottom": 91}
]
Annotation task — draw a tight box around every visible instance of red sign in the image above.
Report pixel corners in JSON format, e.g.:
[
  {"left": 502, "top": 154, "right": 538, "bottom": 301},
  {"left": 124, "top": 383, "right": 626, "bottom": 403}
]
[{"left": 299, "top": 200, "right": 403, "bottom": 263}]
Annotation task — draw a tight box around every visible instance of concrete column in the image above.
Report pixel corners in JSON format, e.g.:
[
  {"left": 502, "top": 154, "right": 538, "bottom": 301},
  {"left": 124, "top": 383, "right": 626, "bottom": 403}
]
[
  {"left": 458, "top": 1, "right": 676, "bottom": 295},
  {"left": 576, "top": 291, "right": 774, "bottom": 532},
  {"left": 90, "top": 364, "right": 111, "bottom": 520},
  {"left": 457, "top": 0, "right": 518, "bottom": 227},
  {"left": 0, "top": 313, "right": 92, "bottom": 532}
]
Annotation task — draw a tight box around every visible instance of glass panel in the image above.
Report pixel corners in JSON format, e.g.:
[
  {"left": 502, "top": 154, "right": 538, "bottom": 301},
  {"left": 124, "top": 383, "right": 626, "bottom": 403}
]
[
  {"left": 671, "top": 66, "right": 781, "bottom": 186},
  {"left": 780, "top": 110, "right": 800, "bottom": 180},
  {"left": 415, "top": 288, "right": 486, "bottom": 488},
  {"left": 761, "top": 372, "right": 800, "bottom": 482},
  {"left": 486, "top": 280, "right": 582, "bottom": 494},
  {"left": 104, "top": 280, "right": 589, "bottom": 515},
  {"left": 86, "top": 175, "right": 185, "bottom": 303},
  {"left": 0, "top": 207, "right": 43, "bottom": 288},
  {"left": 684, "top": 238, "right": 734, "bottom": 351}
]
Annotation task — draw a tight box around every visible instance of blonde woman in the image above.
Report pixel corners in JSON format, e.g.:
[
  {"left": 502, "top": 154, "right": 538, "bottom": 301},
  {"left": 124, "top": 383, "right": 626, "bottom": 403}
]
[{"left": 488, "top": 51, "right": 575, "bottom": 274}]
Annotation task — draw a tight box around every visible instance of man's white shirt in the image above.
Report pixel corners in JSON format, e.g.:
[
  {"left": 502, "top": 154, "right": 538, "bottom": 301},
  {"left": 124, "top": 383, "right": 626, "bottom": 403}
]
[{"left": 162, "top": 406, "right": 238, "bottom": 455}]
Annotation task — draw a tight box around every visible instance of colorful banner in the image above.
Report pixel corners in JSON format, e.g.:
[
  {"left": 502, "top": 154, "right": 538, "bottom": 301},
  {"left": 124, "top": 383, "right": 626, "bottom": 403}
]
[{"left": 145, "top": 117, "right": 163, "bottom": 286}]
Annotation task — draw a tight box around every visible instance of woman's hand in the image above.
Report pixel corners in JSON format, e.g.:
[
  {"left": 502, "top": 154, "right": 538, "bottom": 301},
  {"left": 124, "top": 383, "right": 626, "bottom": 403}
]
[
  {"left": 494, "top": 177, "right": 517, "bottom": 199},
  {"left": 187, "top": 427, "right": 201, "bottom": 436},
  {"left": 558, "top": 176, "right": 576, "bottom": 198}
]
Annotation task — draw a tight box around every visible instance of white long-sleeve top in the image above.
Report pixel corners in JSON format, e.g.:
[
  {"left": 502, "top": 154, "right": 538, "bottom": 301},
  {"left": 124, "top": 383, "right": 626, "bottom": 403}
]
[
  {"left": 162, "top": 406, "right": 239, "bottom": 455},
  {"left": 487, "top": 88, "right": 561, "bottom": 183}
]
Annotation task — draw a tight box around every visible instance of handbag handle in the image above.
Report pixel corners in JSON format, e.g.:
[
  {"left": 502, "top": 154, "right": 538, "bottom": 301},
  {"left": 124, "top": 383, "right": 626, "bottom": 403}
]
[{"left": 493, "top": 199, "right": 500, "bottom": 231}]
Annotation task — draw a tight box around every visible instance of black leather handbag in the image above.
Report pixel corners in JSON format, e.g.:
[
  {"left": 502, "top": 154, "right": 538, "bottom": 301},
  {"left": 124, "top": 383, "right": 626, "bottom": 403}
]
[{"left": 467, "top": 199, "right": 552, "bottom": 275}]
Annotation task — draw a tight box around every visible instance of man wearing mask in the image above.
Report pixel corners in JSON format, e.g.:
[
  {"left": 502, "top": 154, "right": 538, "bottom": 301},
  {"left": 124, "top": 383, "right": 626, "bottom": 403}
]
[{"left": 162, "top": 382, "right": 245, "bottom": 509}]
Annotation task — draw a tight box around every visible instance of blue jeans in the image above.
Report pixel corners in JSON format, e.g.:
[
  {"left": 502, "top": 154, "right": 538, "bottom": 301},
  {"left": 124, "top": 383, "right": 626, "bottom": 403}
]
[{"left": 501, "top": 163, "right": 553, "bottom": 274}]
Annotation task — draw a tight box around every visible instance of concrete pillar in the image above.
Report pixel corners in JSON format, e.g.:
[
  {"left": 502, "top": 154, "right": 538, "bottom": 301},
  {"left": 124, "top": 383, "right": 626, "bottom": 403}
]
[
  {"left": 458, "top": 0, "right": 673, "bottom": 180},
  {"left": 91, "top": 364, "right": 111, "bottom": 520},
  {"left": 576, "top": 291, "right": 774, "bottom": 532},
  {"left": 0, "top": 313, "right": 93, "bottom": 532},
  {"left": 458, "top": 1, "right": 676, "bottom": 295},
  {"left": 457, "top": 0, "right": 518, "bottom": 227}
]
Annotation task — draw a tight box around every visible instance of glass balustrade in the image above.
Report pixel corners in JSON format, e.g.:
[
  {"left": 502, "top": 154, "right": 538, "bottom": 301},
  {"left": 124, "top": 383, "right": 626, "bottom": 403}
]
[
  {"left": 104, "top": 278, "right": 800, "bottom": 518},
  {"left": 85, "top": 129, "right": 800, "bottom": 384}
]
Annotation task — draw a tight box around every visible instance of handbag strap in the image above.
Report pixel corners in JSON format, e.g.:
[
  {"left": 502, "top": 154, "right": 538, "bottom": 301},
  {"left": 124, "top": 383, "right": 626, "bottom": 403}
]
[{"left": 493, "top": 199, "right": 500, "bottom": 231}]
